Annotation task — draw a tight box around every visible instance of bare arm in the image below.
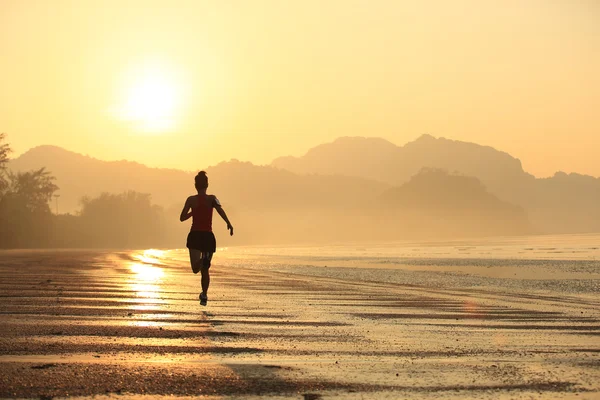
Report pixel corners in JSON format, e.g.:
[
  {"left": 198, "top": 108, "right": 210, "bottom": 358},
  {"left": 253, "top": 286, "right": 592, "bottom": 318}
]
[
  {"left": 179, "top": 197, "right": 192, "bottom": 222},
  {"left": 215, "top": 205, "right": 234, "bottom": 236}
]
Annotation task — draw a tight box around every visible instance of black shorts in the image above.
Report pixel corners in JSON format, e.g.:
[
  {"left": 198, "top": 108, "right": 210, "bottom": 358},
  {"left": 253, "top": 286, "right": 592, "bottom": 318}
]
[{"left": 186, "top": 231, "right": 216, "bottom": 252}]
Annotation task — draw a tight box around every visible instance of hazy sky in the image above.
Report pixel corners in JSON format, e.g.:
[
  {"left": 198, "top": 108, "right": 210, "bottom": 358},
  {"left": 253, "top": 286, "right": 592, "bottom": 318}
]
[{"left": 1, "top": 0, "right": 598, "bottom": 177}]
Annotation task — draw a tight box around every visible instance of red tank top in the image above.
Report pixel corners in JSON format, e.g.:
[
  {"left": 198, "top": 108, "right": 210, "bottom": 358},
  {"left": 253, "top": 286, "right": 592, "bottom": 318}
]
[{"left": 191, "top": 195, "right": 214, "bottom": 232}]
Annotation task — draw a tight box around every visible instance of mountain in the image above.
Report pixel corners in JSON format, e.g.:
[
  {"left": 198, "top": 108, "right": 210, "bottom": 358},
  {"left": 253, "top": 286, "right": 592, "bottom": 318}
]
[
  {"left": 206, "top": 159, "right": 389, "bottom": 211},
  {"left": 9, "top": 135, "right": 600, "bottom": 240},
  {"left": 9, "top": 145, "right": 193, "bottom": 214},
  {"left": 378, "top": 169, "right": 529, "bottom": 238},
  {"left": 273, "top": 135, "right": 600, "bottom": 234},
  {"left": 272, "top": 135, "right": 534, "bottom": 195},
  {"left": 8, "top": 146, "right": 390, "bottom": 214},
  {"left": 272, "top": 136, "right": 399, "bottom": 183},
  {"left": 530, "top": 172, "right": 600, "bottom": 234},
  {"left": 8, "top": 143, "right": 533, "bottom": 244}
]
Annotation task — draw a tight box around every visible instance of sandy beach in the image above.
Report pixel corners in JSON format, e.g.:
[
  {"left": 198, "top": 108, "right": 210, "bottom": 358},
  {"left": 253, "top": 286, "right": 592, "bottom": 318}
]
[{"left": 1, "top": 235, "right": 599, "bottom": 399}]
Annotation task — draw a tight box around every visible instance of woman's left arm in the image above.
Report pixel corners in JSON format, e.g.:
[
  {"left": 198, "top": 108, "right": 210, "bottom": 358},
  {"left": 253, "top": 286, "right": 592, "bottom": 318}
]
[{"left": 213, "top": 196, "right": 233, "bottom": 235}]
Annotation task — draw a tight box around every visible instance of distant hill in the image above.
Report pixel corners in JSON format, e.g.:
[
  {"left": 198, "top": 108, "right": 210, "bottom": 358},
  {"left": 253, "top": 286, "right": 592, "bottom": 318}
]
[
  {"left": 9, "top": 145, "right": 193, "bottom": 213},
  {"left": 9, "top": 135, "right": 600, "bottom": 239},
  {"left": 8, "top": 146, "right": 390, "bottom": 214},
  {"left": 206, "top": 159, "right": 389, "bottom": 211},
  {"left": 273, "top": 135, "right": 600, "bottom": 234},
  {"left": 530, "top": 172, "right": 600, "bottom": 234},
  {"left": 273, "top": 135, "right": 534, "bottom": 203},
  {"left": 272, "top": 136, "right": 399, "bottom": 184},
  {"left": 378, "top": 169, "right": 529, "bottom": 238}
]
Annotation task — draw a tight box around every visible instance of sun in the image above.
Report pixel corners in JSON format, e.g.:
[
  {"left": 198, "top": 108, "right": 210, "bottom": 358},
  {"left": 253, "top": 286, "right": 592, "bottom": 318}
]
[{"left": 113, "top": 63, "right": 183, "bottom": 133}]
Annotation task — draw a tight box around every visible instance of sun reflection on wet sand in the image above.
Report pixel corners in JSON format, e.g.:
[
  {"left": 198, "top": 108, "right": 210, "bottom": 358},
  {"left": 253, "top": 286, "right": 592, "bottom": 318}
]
[
  {"left": 130, "top": 304, "right": 161, "bottom": 311},
  {"left": 130, "top": 263, "right": 164, "bottom": 281},
  {"left": 127, "top": 261, "right": 168, "bottom": 321},
  {"left": 131, "top": 320, "right": 163, "bottom": 327},
  {"left": 129, "top": 250, "right": 167, "bottom": 302},
  {"left": 135, "top": 249, "right": 167, "bottom": 265},
  {"left": 131, "top": 283, "right": 162, "bottom": 299}
]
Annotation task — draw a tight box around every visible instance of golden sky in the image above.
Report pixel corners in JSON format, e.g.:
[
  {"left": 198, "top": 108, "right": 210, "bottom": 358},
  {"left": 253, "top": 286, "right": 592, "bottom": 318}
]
[{"left": 1, "top": 0, "right": 598, "bottom": 177}]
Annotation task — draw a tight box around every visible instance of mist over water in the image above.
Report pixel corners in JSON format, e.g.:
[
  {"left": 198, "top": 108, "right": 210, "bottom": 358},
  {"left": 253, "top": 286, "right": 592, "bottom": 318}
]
[{"left": 227, "top": 233, "right": 600, "bottom": 261}]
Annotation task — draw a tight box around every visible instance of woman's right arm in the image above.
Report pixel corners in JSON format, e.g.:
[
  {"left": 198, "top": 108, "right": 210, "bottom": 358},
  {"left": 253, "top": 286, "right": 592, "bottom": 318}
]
[{"left": 179, "top": 197, "right": 192, "bottom": 222}]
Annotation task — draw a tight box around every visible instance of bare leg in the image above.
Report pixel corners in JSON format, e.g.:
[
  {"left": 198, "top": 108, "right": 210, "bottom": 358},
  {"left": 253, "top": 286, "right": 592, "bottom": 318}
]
[
  {"left": 202, "top": 251, "right": 214, "bottom": 268},
  {"left": 189, "top": 249, "right": 202, "bottom": 274},
  {"left": 200, "top": 266, "right": 210, "bottom": 294},
  {"left": 200, "top": 251, "right": 213, "bottom": 294}
]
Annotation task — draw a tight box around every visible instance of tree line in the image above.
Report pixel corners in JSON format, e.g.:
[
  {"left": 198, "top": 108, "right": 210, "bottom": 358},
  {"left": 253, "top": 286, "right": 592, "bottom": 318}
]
[{"left": 0, "top": 134, "right": 173, "bottom": 249}]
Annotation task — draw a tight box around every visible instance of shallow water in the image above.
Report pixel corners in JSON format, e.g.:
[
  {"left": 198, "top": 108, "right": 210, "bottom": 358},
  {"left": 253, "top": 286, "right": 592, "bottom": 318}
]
[
  {"left": 218, "top": 233, "right": 600, "bottom": 260},
  {"left": 203, "top": 233, "right": 600, "bottom": 296}
]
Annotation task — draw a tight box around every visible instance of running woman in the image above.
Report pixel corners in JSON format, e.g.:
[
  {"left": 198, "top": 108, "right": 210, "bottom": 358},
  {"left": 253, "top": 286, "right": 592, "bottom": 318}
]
[{"left": 180, "top": 171, "right": 233, "bottom": 306}]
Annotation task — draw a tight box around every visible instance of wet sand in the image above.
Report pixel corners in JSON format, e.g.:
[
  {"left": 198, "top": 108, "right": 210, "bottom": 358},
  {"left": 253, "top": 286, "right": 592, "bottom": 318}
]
[{"left": 0, "top": 241, "right": 599, "bottom": 399}]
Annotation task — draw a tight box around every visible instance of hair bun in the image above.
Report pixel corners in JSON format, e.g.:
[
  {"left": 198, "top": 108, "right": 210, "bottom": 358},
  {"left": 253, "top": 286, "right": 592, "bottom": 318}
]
[{"left": 194, "top": 171, "right": 209, "bottom": 189}]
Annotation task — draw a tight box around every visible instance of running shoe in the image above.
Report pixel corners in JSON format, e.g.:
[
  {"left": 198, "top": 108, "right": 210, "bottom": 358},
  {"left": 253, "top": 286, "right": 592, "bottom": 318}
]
[{"left": 199, "top": 292, "right": 208, "bottom": 306}]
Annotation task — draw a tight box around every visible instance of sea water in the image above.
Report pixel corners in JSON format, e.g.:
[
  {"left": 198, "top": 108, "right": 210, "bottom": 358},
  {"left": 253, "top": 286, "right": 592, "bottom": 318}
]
[{"left": 163, "top": 233, "right": 600, "bottom": 296}]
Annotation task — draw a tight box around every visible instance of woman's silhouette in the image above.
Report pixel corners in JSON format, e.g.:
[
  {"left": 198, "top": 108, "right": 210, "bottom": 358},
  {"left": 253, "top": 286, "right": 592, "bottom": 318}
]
[{"left": 180, "top": 171, "right": 233, "bottom": 306}]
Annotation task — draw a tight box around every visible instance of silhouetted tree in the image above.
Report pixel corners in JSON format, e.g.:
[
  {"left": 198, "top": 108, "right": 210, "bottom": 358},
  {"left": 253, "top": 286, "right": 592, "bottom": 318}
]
[
  {"left": 0, "top": 135, "right": 59, "bottom": 247},
  {"left": 78, "top": 191, "right": 166, "bottom": 248},
  {"left": 0, "top": 133, "right": 12, "bottom": 195},
  {"left": 4, "top": 168, "right": 58, "bottom": 213}
]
